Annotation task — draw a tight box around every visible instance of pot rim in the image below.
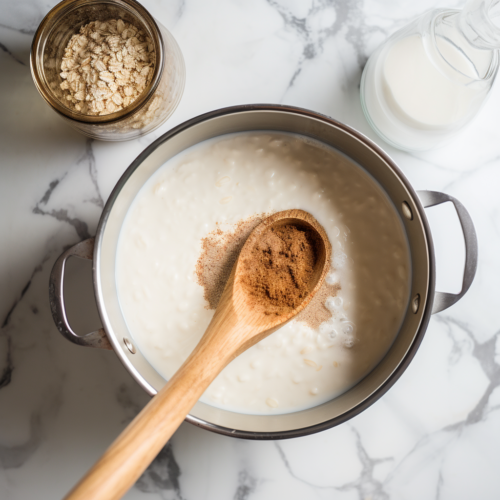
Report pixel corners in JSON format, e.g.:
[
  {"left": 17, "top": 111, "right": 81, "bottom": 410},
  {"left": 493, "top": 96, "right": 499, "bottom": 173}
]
[{"left": 94, "top": 104, "right": 436, "bottom": 440}]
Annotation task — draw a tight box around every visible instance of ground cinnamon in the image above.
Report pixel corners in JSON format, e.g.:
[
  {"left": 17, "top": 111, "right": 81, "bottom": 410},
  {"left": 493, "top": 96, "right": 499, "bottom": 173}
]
[
  {"left": 239, "top": 224, "right": 321, "bottom": 315},
  {"left": 195, "top": 216, "right": 339, "bottom": 327}
]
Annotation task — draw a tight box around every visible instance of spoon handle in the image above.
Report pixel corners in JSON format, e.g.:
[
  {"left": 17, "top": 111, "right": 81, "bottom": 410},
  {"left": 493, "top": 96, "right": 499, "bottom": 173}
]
[{"left": 64, "top": 333, "right": 231, "bottom": 500}]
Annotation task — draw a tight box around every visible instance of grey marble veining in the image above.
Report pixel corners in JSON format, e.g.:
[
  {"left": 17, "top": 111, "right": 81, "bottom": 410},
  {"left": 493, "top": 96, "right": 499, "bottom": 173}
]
[{"left": 1, "top": 0, "right": 500, "bottom": 499}]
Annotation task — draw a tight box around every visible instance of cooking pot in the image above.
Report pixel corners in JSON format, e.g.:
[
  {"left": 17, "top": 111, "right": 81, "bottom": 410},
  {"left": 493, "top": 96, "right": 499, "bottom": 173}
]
[{"left": 49, "top": 105, "right": 477, "bottom": 439}]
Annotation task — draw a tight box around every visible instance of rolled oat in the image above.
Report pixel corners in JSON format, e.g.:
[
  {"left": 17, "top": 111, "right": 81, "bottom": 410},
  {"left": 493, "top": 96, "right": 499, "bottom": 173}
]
[{"left": 59, "top": 19, "right": 155, "bottom": 116}]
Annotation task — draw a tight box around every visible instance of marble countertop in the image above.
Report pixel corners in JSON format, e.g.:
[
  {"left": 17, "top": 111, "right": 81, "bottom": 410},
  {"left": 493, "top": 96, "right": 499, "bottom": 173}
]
[{"left": 2, "top": 0, "right": 500, "bottom": 498}]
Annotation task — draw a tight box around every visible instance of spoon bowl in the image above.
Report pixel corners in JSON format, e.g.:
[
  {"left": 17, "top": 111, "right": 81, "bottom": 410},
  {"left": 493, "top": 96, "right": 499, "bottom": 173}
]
[
  {"left": 65, "top": 209, "right": 331, "bottom": 500},
  {"left": 228, "top": 209, "right": 332, "bottom": 356}
]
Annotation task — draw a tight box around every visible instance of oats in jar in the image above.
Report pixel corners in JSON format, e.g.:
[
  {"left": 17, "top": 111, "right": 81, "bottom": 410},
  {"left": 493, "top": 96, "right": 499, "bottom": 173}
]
[{"left": 59, "top": 19, "right": 155, "bottom": 115}]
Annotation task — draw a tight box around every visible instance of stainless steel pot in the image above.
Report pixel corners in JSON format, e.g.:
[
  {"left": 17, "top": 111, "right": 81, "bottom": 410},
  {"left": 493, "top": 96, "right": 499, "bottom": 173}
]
[{"left": 49, "top": 105, "right": 478, "bottom": 439}]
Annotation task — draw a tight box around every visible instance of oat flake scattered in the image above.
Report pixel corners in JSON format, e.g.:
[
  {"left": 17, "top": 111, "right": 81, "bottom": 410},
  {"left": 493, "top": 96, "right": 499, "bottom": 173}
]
[
  {"left": 304, "top": 359, "right": 318, "bottom": 368},
  {"left": 266, "top": 398, "right": 279, "bottom": 408},
  {"left": 59, "top": 19, "right": 155, "bottom": 115}
]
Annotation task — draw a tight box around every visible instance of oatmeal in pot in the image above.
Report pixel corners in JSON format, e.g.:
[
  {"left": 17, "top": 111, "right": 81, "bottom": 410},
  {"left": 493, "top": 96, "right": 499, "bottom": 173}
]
[{"left": 116, "top": 132, "right": 411, "bottom": 415}]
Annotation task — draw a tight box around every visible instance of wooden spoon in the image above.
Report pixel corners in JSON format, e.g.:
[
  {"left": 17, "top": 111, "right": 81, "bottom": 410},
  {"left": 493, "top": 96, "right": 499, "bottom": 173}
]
[{"left": 65, "top": 209, "right": 331, "bottom": 500}]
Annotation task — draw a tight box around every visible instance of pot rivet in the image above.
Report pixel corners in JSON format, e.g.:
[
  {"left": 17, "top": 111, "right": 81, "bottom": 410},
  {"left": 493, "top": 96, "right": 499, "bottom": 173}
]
[
  {"left": 412, "top": 294, "right": 420, "bottom": 314},
  {"left": 123, "top": 337, "right": 136, "bottom": 354},
  {"left": 402, "top": 201, "right": 413, "bottom": 220}
]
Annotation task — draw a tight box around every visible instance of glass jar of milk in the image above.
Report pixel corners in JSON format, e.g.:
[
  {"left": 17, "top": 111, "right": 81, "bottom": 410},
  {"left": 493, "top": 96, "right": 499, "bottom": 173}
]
[{"left": 360, "top": 0, "right": 500, "bottom": 151}]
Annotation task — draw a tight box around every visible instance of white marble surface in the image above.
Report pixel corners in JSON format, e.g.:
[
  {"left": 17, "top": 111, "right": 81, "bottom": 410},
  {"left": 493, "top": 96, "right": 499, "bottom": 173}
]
[{"left": 1, "top": 0, "right": 500, "bottom": 498}]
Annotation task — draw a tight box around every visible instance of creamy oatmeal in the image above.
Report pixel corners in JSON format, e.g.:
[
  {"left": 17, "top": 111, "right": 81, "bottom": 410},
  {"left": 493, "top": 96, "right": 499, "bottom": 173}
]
[{"left": 116, "top": 132, "right": 410, "bottom": 415}]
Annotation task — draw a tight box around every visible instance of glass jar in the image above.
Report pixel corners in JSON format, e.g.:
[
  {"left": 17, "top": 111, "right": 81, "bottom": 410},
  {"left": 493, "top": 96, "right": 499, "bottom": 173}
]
[
  {"left": 30, "top": 0, "right": 185, "bottom": 141},
  {"left": 360, "top": 0, "right": 500, "bottom": 152}
]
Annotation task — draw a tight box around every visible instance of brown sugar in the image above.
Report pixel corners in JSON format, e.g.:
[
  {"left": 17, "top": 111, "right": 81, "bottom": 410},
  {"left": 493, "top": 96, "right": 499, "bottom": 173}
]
[
  {"left": 238, "top": 224, "right": 321, "bottom": 315},
  {"left": 195, "top": 215, "right": 339, "bottom": 327}
]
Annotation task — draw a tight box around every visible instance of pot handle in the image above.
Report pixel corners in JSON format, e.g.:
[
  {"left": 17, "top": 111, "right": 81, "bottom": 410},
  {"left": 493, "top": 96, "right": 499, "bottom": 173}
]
[
  {"left": 49, "top": 238, "right": 113, "bottom": 350},
  {"left": 418, "top": 190, "right": 478, "bottom": 314}
]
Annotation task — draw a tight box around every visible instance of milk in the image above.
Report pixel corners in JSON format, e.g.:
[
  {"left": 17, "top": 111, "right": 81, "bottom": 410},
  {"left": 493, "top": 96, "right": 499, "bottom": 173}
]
[
  {"left": 361, "top": 8, "right": 498, "bottom": 151},
  {"left": 383, "top": 35, "right": 478, "bottom": 127}
]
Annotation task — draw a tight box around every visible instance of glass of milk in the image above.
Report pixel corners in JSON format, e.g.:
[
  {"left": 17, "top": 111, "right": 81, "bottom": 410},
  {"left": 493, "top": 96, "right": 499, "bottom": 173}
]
[{"left": 360, "top": 0, "right": 500, "bottom": 151}]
